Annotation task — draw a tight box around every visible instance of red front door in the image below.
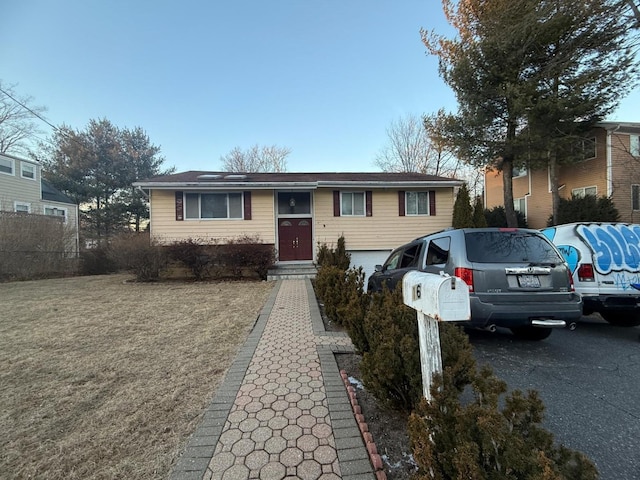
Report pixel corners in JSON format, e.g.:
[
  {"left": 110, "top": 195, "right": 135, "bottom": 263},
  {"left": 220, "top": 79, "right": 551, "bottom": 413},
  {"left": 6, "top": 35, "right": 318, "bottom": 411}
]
[{"left": 278, "top": 218, "right": 313, "bottom": 261}]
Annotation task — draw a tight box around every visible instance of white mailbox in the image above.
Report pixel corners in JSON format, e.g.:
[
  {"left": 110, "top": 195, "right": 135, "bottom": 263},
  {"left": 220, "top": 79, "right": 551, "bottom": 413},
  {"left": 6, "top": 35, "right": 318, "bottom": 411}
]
[{"left": 402, "top": 271, "right": 470, "bottom": 322}]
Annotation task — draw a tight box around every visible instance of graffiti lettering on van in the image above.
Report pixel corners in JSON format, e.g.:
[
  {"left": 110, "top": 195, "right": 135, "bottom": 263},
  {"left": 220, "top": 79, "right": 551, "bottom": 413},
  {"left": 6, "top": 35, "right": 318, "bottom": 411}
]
[
  {"left": 612, "top": 272, "right": 640, "bottom": 291},
  {"left": 576, "top": 224, "right": 640, "bottom": 274}
]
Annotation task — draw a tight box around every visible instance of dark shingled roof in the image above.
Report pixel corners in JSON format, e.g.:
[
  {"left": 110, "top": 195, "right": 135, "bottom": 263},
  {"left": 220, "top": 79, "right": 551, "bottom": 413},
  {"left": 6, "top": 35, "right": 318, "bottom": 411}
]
[
  {"left": 41, "top": 179, "right": 76, "bottom": 205},
  {"left": 137, "top": 171, "right": 461, "bottom": 185}
]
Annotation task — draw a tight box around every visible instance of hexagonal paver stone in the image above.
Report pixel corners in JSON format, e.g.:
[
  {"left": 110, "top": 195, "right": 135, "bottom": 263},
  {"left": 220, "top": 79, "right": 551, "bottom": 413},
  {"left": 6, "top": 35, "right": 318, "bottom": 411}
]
[
  {"left": 260, "top": 461, "right": 286, "bottom": 479},
  {"left": 246, "top": 450, "right": 269, "bottom": 470},
  {"left": 208, "top": 451, "right": 235, "bottom": 473},
  {"left": 250, "top": 426, "right": 273, "bottom": 443},
  {"left": 221, "top": 464, "right": 249, "bottom": 480},
  {"left": 282, "top": 424, "right": 303, "bottom": 441},
  {"left": 297, "top": 434, "right": 319, "bottom": 452},
  {"left": 280, "top": 447, "right": 304, "bottom": 467},
  {"left": 239, "top": 417, "right": 260, "bottom": 433},
  {"left": 311, "top": 423, "right": 332, "bottom": 439},
  {"left": 313, "top": 445, "right": 337, "bottom": 465},
  {"left": 264, "top": 435, "right": 287, "bottom": 455},
  {"left": 297, "top": 459, "right": 322, "bottom": 480},
  {"left": 230, "top": 438, "right": 255, "bottom": 457},
  {"left": 267, "top": 415, "right": 289, "bottom": 430},
  {"left": 219, "top": 428, "right": 242, "bottom": 448}
]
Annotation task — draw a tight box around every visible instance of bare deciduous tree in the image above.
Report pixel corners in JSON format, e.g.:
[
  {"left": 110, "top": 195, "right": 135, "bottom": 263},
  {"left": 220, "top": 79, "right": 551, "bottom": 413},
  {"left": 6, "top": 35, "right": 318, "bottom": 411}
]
[
  {"left": 220, "top": 144, "right": 290, "bottom": 172},
  {"left": 0, "top": 81, "right": 47, "bottom": 155},
  {"left": 375, "top": 112, "right": 463, "bottom": 177}
]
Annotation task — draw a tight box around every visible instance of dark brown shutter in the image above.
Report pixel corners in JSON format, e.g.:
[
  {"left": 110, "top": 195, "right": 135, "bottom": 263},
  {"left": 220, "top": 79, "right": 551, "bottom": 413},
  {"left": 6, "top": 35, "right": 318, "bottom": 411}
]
[
  {"left": 175, "top": 191, "right": 183, "bottom": 221},
  {"left": 366, "top": 191, "right": 372, "bottom": 217},
  {"left": 429, "top": 190, "right": 436, "bottom": 216},
  {"left": 243, "top": 191, "right": 252, "bottom": 220},
  {"left": 398, "top": 191, "right": 405, "bottom": 216},
  {"left": 333, "top": 191, "right": 340, "bottom": 216}
]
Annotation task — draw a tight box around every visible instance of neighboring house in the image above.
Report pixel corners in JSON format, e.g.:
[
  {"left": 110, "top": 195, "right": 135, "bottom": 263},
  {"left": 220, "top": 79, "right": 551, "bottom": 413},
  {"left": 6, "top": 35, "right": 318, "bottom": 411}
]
[
  {"left": 0, "top": 152, "right": 79, "bottom": 254},
  {"left": 484, "top": 122, "right": 640, "bottom": 229},
  {"left": 134, "top": 171, "right": 463, "bottom": 277}
]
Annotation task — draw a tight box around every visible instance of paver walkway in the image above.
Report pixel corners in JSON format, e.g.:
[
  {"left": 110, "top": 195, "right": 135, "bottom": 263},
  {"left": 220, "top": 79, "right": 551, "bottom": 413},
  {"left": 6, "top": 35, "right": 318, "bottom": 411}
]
[{"left": 171, "top": 279, "right": 375, "bottom": 480}]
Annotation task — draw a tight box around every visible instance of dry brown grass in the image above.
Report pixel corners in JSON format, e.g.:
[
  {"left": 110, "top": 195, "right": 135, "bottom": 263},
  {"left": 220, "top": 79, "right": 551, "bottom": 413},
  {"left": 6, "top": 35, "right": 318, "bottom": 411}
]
[{"left": 0, "top": 274, "right": 274, "bottom": 480}]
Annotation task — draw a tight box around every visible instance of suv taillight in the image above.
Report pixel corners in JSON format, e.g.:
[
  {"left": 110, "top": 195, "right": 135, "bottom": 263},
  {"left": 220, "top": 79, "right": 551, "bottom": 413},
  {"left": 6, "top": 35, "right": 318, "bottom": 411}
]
[
  {"left": 454, "top": 267, "right": 474, "bottom": 292},
  {"left": 577, "top": 264, "right": 595, "bottom": 282},
  {"left": 567, "top": 268, "right": 576, "bottom": 292}
]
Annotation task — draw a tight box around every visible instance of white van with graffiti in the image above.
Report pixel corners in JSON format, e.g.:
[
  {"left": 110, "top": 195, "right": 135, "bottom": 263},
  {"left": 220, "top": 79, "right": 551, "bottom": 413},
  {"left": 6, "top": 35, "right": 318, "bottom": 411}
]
[{"left": 541, "top": 223, "right": 640, "bottom": 327}]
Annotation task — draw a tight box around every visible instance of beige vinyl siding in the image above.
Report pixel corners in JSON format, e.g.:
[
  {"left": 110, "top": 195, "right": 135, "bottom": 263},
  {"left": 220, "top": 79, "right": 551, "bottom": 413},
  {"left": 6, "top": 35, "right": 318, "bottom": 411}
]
[
  {"left": 0, "top": 163, "right": 41, "bottom": 212},
  {"left": 150, "top": 189, "right": 276, "bottom": 244},
  {"left": 313, "top": 188, "right": 454, "bottom": 251}
]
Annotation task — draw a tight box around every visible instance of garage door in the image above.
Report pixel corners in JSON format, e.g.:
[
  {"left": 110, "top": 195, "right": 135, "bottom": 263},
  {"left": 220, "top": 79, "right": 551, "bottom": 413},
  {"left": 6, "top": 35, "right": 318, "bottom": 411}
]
[{"left": 348, "top": 250, "right": 392, "bottom": 288}]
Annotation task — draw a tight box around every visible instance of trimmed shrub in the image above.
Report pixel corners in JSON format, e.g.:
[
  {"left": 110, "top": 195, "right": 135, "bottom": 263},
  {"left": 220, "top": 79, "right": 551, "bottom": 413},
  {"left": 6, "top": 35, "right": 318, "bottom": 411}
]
[
  {"left": 316, "top": 235, "right": 351, "bottom": 270},
  {"left": 408, "top": 324, "right": 598, "bottom": 480},
  {"left": 547, "top": 195, "right": 620, "bottom": 226},
  {"left": 336, "top": 266, "right": 370, "bottom": 353},
  {"left": 167, "top": 238, "right": 212, "bottom": 281},
  {"left": 225, "top": 235, "right": 276, "bottom": 280},
  {"left": 484, "top": 206, "right": 528, "bottom": 228},
  {"left": 360, "top": 287, "right": 422, "bottom": 412},
  {"left": 80, "top": 245, "right": 118, "bottom": 276},
  {"left": 109, "top": 233, "right": 167, "bottom": 282},
  {"left": 314, "top": 265, "right": 345, "bottom": 322}
]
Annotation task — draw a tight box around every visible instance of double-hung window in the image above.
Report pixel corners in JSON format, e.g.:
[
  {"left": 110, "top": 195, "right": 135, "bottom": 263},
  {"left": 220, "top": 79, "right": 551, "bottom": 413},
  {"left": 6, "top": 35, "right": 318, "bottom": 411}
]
[
  {"left": 21, "top": 162, "right": 36, "bottom": 180},
  {"left": 14, "top": 202, "right": 30, "bottom": 213},
  {"left": 44, "top": 206, "right": 67, "bottom": 221},
  {"left": 341, "top": 192, "right": 365, "bottom": 216},
  {"left": 572, "top": 186, "right": 597, "bottom": 198},
  {"left": 0, "top": 156, "right": 14, "bottom": 175},
  {"left": 406, "top": 191, "right": 430, "bottom": 215},
  {"left": 185, "top": 192, "right": 243, "bottom": 219}
]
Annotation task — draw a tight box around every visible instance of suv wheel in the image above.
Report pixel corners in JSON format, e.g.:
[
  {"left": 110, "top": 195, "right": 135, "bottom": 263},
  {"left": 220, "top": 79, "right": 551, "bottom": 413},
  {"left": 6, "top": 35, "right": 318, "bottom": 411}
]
[
  {"left": 510, "top": 326, "right": 553, "bottom": 341},
  {"left": 600, "top": 312, "right": 640, "bottom": 327}
]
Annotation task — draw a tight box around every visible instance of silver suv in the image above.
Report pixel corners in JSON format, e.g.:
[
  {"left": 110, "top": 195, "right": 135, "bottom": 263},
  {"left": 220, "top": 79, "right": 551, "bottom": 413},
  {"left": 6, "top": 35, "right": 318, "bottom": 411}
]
[{"left": 367, "top": 228, "right": 582, "bottom": 340}]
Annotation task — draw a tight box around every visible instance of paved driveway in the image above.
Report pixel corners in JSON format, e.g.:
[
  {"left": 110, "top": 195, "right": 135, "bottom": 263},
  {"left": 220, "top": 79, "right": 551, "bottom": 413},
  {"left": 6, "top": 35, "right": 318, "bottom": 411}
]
[{"left": 468, "top": 316, "right": 640, "bottom": 480}]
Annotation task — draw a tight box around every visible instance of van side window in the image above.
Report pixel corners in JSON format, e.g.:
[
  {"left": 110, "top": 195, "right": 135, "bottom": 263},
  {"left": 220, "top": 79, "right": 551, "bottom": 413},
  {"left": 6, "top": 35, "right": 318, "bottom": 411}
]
[
  {"left": 400, "top": 243, "right": 423, "bottom": 269},
  {"left": 426, "top": 237, "right": 450, "bottom": 265}
]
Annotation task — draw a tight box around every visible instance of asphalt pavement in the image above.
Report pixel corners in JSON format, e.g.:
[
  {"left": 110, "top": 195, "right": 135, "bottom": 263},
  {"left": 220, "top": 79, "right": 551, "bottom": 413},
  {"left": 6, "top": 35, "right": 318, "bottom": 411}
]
[{"left": 468, "top": 316, "right": 640, "bottom": 480}]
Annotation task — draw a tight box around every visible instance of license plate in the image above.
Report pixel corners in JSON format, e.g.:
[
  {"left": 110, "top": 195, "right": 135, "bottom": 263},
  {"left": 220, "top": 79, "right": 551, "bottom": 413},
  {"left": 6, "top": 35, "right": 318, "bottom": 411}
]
[{"left": 518, "top": 274, "right": 541, "bottom": 288}]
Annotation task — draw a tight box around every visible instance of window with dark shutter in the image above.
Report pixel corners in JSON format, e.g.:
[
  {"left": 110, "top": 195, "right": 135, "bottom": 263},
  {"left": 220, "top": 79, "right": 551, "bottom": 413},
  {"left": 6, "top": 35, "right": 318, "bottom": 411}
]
[
  {"left": 333, "top": 191, "right": 340, "bottom": 216},
  {"left": 398, "top": 191, "right": 405, "bottom": 216},
  {"left": 243, "top": 191, "right": 252, "bottom": 220},
  {"left": 366, "top": 191, "right": 372, "bottom": 217},
  {"left": 175, "top": 191, "right": 184, "bottom": 221},
  {"left": 429, "top": 190, "right": 436, "bottom": 216}
]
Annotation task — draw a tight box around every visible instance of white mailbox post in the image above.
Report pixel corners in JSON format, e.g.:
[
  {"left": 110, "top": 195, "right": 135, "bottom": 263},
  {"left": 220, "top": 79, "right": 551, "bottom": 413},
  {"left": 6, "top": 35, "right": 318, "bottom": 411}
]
[{"left": 403, "top": 271, "right": 470, "bottom": 401}]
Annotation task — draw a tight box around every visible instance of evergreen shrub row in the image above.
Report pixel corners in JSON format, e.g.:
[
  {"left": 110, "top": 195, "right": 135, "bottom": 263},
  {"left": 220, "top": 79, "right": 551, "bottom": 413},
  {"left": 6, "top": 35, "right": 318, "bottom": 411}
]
[{"left": 314, "top": 236, "right": 598, "bottom": 478}]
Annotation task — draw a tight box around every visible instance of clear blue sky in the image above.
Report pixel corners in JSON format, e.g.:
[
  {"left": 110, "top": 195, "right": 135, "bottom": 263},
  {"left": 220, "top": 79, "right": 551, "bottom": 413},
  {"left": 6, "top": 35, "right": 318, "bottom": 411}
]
[{"left": 2, "top": 1, "right": 638, "bottom": 174}]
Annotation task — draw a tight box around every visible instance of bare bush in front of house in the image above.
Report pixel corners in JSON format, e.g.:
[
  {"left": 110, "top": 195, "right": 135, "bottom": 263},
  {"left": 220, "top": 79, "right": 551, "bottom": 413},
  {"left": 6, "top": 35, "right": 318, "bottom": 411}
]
[
  {"left": 167, "top": 238, "right": 212, "bottom": 281},
  {"left": 225, "top": 235, "right": 276, "bottom": 280},
  {"left": 80, "top": 245, "right": 119, "bottom": 275},
  {"left": 109, "top": 233, "right": 168, "bottom": 282},
  {"left": 0, "top": 212, "right": 77, "bottom": 281}
]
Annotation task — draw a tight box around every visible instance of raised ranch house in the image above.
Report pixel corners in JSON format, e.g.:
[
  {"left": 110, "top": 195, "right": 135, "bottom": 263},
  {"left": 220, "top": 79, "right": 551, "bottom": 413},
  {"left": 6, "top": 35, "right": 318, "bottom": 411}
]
[
  {"left": 484, "top": 122, "right": 640, "bottom": 229},
  {"left": 134, "top": 171, "right": 463, "bottom": 278},
  {"left": 0, "top": 152, "right": 79, "bottom": 253}
]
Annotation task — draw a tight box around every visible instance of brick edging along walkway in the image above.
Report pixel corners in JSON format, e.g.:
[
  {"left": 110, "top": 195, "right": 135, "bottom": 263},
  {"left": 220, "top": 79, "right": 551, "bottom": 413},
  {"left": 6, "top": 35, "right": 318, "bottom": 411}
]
[{"left": 170, "top": 279, "right": 375, "bottom": 480}]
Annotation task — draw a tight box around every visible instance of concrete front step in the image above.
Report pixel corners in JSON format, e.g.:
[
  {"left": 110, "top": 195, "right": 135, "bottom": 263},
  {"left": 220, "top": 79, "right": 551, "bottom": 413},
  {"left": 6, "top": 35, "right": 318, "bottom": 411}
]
[{"left": 267, "top": 264, "right": 317, "bottom": 280}]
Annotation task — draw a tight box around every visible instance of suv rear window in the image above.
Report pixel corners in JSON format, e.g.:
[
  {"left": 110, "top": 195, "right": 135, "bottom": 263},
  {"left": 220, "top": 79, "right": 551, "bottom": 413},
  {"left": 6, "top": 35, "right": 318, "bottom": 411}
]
[{"left": 464, "top": 231, "right": 563, "bottom": 264}]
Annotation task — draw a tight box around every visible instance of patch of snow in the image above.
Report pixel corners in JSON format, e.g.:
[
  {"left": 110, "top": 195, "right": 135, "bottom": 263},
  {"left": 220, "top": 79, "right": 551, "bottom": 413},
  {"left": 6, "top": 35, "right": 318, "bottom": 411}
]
[{"left": 348, "top": 376, "right": 364, "bottom": 390}]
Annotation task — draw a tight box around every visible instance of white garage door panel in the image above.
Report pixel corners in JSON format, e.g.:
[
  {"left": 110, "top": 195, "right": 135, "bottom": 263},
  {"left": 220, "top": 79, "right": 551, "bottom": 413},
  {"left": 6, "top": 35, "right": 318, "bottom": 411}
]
[{"left": 348, "top": 250, "right": 392, "bottom": 288}]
